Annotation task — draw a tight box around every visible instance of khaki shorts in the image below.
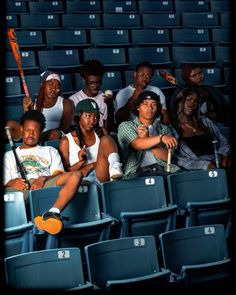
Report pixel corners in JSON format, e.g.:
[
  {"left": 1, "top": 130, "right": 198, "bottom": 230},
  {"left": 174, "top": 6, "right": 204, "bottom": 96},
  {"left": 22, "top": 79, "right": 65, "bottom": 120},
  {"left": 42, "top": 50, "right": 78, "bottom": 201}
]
[{"left": 4, "top": 174, "right": 61, "bottom": 205}]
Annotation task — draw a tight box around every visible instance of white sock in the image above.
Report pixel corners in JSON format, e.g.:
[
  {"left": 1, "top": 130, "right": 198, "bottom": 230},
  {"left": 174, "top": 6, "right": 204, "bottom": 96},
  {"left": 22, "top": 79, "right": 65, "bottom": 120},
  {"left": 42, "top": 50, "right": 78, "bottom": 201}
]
[
  {"left": 49, "top": 207, "right": 60, "bottom": 214},
  {"left": 108, "top": 152, "right": 120, "bottom": 166}
]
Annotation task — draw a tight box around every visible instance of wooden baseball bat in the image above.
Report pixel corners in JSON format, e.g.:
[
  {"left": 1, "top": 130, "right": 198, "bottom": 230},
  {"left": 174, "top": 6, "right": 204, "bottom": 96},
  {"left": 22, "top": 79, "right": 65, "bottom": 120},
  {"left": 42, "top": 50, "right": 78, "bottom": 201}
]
[
  {"left": 7, "top": 28, "right": 30, "bottom": 97},
  {"left": 5, "top": 126, "right": 31, "bottom": 188},
  {"left": 166, "top": 148, "right": 172, "bottom": 173}
]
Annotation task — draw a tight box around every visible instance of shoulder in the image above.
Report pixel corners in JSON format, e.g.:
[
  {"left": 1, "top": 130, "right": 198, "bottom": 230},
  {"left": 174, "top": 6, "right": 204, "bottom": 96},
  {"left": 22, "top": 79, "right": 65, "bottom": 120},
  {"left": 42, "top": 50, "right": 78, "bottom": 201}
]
[{"left": 116, "top": 86, "right": 132, "bottom": 96}]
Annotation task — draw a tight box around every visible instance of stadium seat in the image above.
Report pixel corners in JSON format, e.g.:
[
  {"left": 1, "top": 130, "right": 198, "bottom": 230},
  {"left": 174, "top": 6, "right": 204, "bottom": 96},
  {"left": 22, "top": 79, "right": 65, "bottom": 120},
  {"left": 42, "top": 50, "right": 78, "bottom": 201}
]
[
  {"left": 202, "top": 67, "right": 226, "bottom": 89},
  {"left": 90, "top": 29, "right": 131, "bottom": 47},
  {"left": 29, "top": 0, "right": 65, "bottom": 14},
  {"left": 103, "top": 1, "right": 138, "bottom": 13},
  {"left": 29, "top": 185, "right": 113, "bottom": 257},
  {"left": 131, "top": 29, "right": 171, "bottom": 47},
  {"left": 43, "top": 139, "right": 60, "bottom": 149},
  {"left": 175, "top": 0, "right": 209, "bottom": 13},
  {"left": 5, "top": 76, "right": 24, "bottom": 104},
  {"left": 128, "top": 46, "right": 172, "bottom": 68},
  {"left": 6, "top": 1, "right": 28, "bottom": 14},
  {"left": 211, "top": 28, "right": 231, "bottom": 46},
  {"left": 139, "top": 0, "right": 174, "bottom": 13},
  {"left": 159, "top": 224, "right": 232, "bottom": 287},
  {"left": 220, "top": 12, "right": 231, "bottom": 27},
  {"left": 62, "top": 14, "right": 101, "bottom": 29},
  {"left": 20, "top": 14, "right": 60, "bottom": 30},
  {"left": 66, "top": 0, "right": 102, "bottom": 14},
  {"left": 214, "top": 46, "right": 231, "bottom": 67},
  {"left": 85, "top": 236, "right": 170, "bottom": 291},
  {"left": 182, "top": 12, "right": 219, "bottom": 28},
  {"left": 100, "top": 176, "right": 177, "bottom": 243},
  {"left": 25, "top": 74, "right": 41, "bottom": 98},
  {"left": 167, "top": 169, "right": 231, "bottom": 237},
  {"left": 4, "top": 191, "right": 34, "bottom": 257},
  {"left": 100, "top": 71, "right": 123, "bottom": 92},
  {"left": 210, "top": 0, "right": 231, "bottom": 13},
  {"left": 103, "top": 13, "right": 141, "bottom": 29},
  {"left": 5, "top": 105, "right": 24, "bottom": 121},
  {"left": 143, "top": 13, "right": 181, "bottom": 29},
  {"left": 6, "top": 14, "right": 18, "bottom": 29},
  {"left": 5, "top": 248, "right": 93, "bottom": 290},
  {"left": 38, "top": 49, "right": 81, "bottom": 72},
  {"left": 172, "top": 28, "right": 211, "bottom": 46},
  {"left": 7, "top": 30, "right": 46, "bottom": 50},
  {"left": 5, "top": 51, "right": 39, "bottom": 74},
  {"left": 46, "top": 29, "right": 90, "bottom": 49},
  {"left": 60, "top": 73, "right": 75, "bottom": 97}
]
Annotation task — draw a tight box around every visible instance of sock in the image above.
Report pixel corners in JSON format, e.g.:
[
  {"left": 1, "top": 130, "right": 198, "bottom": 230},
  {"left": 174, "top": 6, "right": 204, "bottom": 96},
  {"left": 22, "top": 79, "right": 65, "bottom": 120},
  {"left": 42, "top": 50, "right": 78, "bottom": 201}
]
[
  {"left": 108, "top": 152, "right": 120, "bottom": 166},
  {"left": 49, "top": 207, "right": 60, "bottom": 214}
]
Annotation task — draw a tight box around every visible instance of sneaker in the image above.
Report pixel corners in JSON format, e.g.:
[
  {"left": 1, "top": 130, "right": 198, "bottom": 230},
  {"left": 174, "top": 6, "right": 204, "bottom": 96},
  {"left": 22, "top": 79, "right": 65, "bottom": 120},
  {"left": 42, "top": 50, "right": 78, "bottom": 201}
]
[
  {"left": 109, "top": 162, "right": 124, "bottom": 181},
  {"left": 34, "top": 211, "right": 66, "bottom": 235}
]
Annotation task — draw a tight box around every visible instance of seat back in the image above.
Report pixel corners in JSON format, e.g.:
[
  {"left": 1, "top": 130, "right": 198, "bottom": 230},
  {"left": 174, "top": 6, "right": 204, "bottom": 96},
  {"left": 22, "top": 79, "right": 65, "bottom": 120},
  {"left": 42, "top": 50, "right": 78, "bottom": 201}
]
[
  {"left": 167, "top": 169, "right": 229, "bottom": 209},
  {"left": 101, "top": 176, "right": 168, "bottom": 219},
  {"left": 5, "top": 248, "right": 90, "bottom": 289},
  {"left": 62, "top": 14, "right": 101, "bottom": 29},
  {"left": 143, "top": 13, "right": 181, "bottom": 28},
  {"left": 131, "top": 28, "right": 171, "bottom": 47},
  {"left": 160, "top": 224, "right": 229, "bottom": 275},
  {"left": 182, "top": 12, "right": 219, "bottom": 28},
  {"left": 67, "top": 0, "right": 101, "bottom": 13},
  {"left": 20, "top": 14, "right": 60, "bottom": 30},
  {"left": 85, "top": 236, "right": 161, "bottom": 289},
  {"left": 29, "top": 1, "right": 64, "bottom": 14},
  {"left": 172, "top": 28, "right": 211, "bottom": 46},
  {"left": 103, "top": 13, "right": 141, "bottom": 29},
  {"left": 90, "top": 29, "right": 130, "bottom": 47},
  {"left": 4, "top": 191, "right": 33, "bottom": 257},
  {"left": 103, "top": 1, "right": 137, "bottom": 13},
  {"left": 139, "top": 0, "right": 174, "bottom": 13},
  {"left": 29, "top": 184, "right": 101, "bottom": 225}
]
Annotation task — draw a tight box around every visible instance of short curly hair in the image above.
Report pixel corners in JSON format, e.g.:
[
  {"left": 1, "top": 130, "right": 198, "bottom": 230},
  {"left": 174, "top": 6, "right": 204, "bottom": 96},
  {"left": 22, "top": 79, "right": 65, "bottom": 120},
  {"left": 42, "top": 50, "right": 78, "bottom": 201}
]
[
  {"left": 80, "top": 59, "right": 106, "bottom": 78},
  {"left": 182, "top": 63, "right": 202, "bottom": 81},
  {"left": 20, "top": 110, "right": 46, "bottom": 131}
]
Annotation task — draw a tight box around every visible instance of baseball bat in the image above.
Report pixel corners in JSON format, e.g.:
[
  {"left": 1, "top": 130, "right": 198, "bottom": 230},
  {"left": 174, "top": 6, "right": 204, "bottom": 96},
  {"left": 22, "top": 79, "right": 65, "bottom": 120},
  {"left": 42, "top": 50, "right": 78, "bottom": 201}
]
[
  {"left": 158, "top": 69, "right": 185, "bottom": 89},
  {"left": 5, "top": 126, "right": 31, "bottom": 188},
  {"left": 166, "top": 148, "right": 172, "bottom": 173},
  {"left": 7, "top": 28, "right": 30, "bottom": 97},
  {"left": 212, "top": 140, "right": 220, "bottom": 168}
]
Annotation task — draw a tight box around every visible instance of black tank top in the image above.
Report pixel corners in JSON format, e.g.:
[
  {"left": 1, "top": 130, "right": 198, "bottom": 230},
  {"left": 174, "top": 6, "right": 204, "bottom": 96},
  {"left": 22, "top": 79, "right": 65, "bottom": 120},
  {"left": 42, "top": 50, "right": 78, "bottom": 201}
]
[{"left": 182, "top": 133, "right": 214, "bottom": 156}]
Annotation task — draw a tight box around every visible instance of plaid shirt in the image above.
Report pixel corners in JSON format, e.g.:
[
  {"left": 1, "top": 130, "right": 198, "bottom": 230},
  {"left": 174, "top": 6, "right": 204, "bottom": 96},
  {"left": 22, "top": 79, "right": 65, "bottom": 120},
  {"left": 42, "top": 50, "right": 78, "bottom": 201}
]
[{"left": 117, "top": 116, "right": 174, "bottom": 176}]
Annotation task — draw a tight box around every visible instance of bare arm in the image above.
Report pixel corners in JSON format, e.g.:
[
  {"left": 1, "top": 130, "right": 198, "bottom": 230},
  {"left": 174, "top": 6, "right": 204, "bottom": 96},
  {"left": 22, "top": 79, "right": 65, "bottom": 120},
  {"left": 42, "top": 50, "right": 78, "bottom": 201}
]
[{"left": 60, "top": 98, "right": 74, "bottom": 132}]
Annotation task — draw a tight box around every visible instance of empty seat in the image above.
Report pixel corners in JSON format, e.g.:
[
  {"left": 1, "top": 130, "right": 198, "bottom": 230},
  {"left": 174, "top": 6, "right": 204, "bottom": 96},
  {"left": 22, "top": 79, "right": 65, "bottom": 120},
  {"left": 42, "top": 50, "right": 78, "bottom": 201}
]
[
  {"left": 131, "top": 29, "right": 171, "bottom": 47},
  {"left": 85, "top": 236, "right": 170, "bottom": 291},
  {"left": 29, "top": 1, "right": 65, "bottom": 14},
  {"left": 210, "top": 0, "right": 231, "bottom": 13},
  {"left": 172, "top": 28, "right": 211, "bottom": 46},
  {"left": 103, "top": 1, "right": 138, "bottom": 13},
  {"left": 83, "top": 48, "right": 128, "bottom": 69},
  {"left": 172, "top": 46, "right": 215, "bottom": 68},
  {"left": 101, "top": 176, "right": 177, "bottom": 242},
  {"left": 5, "top": 248, "right": 93, "bottom": 290},
  {"left": 220, "top": 12, "right": 231, "bottom": 27},
  {"left": 5, "top": 50, "right": 39, "bottom": 76},
  {"left": 214, "top": 46, "right": 231, "bottom": 67},
  {"left": 4, "top": 191, "right": 34, "bottom": 257},
  {"left": 100, "top": 71, "right": 123, "bottom": 92},
  {"left": 6, "top": 30, "right": 45, "bottom": 50},
  {"left": 5, "top": 76, "right": 23, "bottom": 98},
  {"left": 139, "top": 0, "right": 174, "bottom": 13},
  {"left": 62, "top": 14, "right": 101, "bottom": 29},
  {"left": 46, "top": 29, "right": 90, "bottom": 49},
  {"left": 90, "top": 29, "right": 131, "bottom": 47},
  {"left": 167, "top": 169, "right": 231, "bottom": 237},
  {"left": 29, "top": 185, "right": 113, "bottom": 256},
  {"left": 24, "top": 74, "right": 41, "bottom": 99},
  {"left": 38, "top": 49, "right": 81, "bottom": 72},
  {"left": 6, "top": 1, "right": 28, "bottom": 14},
  {"left": 6, "top": 14, "right": 18, "bottom": 29},
  {"left": 202, "top": 67, "right": 225, "bottom": 88},
  {"left": 60, "top": 73, "right": 75, "bottom": 97},
  {"left": 182, "top": 12, "right": 219, "bottom": 28},
  {"left": 66, "top": 0, "right": 102, "bottom": 13},
  {"left": 103, "top": 13, "right": 141, "bottom": 29},
  {"left": 160, "top": 224, "right": 232, "bottom": 287},
  {"left": 175, "top": 0, "right": 209, "bottom": 13},
  {"left": 5, "top": 105, "right": 24, "bottom": 121},
  {"left": 211, "top": 28, "right": 231, "bottom": 46},
  {"left": 143, "top": 13, "right": 181, "bottom": 28},
  {"left": 128, "top": 47, "right": 172, "bottom": 67},
  {"left": 20, "top": 14, "right": 60, "bottom": 30}
]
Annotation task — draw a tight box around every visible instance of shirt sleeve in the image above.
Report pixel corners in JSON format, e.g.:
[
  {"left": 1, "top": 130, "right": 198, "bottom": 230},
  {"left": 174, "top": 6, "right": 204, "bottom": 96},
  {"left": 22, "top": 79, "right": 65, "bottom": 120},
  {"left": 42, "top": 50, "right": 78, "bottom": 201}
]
[
  {"left": 49, "top": 147, "right": 65, "bottom": 175},
  {"left": 3, "top": 151, "right": 19, "bottom": 185}
]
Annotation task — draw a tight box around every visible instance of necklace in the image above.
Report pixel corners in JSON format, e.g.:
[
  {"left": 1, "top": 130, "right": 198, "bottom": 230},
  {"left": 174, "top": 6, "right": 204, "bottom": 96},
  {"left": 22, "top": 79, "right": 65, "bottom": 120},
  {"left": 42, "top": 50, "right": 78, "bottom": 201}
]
[{"left": 183, "top": 123, "right": 197, "bottom": 133}]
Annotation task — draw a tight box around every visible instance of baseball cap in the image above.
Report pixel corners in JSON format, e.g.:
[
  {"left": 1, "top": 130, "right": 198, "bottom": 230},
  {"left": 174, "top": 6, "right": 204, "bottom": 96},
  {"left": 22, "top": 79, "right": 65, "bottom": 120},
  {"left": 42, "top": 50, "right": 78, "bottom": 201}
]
[
  {"left": 75, "top": 98, "right": 102, "bottom": 114},
  {"left": 135, "top": 90, "right": 160, "bottom": 106},
  {"left": 40, "top": 71, "right": 61, "bottom": 83}
]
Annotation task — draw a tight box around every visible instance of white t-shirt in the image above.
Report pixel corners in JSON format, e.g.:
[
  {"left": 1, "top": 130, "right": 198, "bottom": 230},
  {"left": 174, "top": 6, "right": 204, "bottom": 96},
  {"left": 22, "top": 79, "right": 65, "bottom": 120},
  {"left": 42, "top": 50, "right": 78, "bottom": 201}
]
[
  {"left": 114, "top": 85, "right": 167, "bottom": 113},
  {"left": 69, "top": 90, "right": 108, "bottom": 127},
  {"left": 140, "top": 125, "right": 158, "bottom": 167},
  {"left": 65, "top": 132, "right": 100, "bottom": 166},
  {"left": 3, "top": 145, "right": 64, "bottom": 185}
]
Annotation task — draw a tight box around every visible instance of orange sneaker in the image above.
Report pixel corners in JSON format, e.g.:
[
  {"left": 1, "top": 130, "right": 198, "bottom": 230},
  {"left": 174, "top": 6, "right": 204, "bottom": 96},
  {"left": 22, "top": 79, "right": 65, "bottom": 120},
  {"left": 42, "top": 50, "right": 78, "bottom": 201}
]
[{"left": 34, "top": 211, "right": 65, "bottom": 235}]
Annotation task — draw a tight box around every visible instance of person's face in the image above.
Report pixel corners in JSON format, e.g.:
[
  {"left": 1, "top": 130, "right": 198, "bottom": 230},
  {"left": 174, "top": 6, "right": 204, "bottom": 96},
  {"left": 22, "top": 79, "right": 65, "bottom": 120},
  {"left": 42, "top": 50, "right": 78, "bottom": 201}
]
[
  {"left": 188, "top": 68, "right": 204, "bottom": 86},
  {"left": 21, "top": 120, "right": 41, "bottom": 148},
  {"left": 137, "top": 99, "right": 158, "bottom": 121},
  {"left": 134, "top": 66, "right": 153, "bottom": 88},
  {"left": 183, "top": 93, "right": 199, "bottom": 116},
  {"left": 84, "top": 75, "right": 102, "bottom": 96},
  {"left": 79, "top": 112, "right": 98, "bottom": 131},
  {"left": 44, "top": 79, "right": 61, "bottom": 99}
]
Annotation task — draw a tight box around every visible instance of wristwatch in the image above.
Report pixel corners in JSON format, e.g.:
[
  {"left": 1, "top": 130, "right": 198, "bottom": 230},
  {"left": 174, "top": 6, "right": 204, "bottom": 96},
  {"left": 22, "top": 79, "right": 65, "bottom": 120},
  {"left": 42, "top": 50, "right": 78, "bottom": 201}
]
[{"left": 159, "top": 133, "right": 165, "bottom": 143}]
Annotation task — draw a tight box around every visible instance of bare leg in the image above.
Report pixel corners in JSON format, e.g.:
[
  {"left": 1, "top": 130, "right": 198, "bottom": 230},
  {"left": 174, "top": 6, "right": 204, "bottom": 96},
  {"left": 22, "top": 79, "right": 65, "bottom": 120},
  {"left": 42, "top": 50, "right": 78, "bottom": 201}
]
[
  {"left": 52, "top": 171, "right": 83, "bottom": 211},
  {"left": 95, "top": 135, "right": 119, "bottom": 183}
]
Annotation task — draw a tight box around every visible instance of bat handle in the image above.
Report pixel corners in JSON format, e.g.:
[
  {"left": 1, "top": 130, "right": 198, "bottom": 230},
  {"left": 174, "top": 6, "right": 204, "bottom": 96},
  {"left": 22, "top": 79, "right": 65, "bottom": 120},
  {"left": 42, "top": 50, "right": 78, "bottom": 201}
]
[
  {"left": 212, "top": 140, "right": 220, "bottom": 168},
  {"left": 5, "top": 126, "right": 14, "bottom": 147},
  {"left": 166, "top": 148, "right": 172, "bottom": 173}
]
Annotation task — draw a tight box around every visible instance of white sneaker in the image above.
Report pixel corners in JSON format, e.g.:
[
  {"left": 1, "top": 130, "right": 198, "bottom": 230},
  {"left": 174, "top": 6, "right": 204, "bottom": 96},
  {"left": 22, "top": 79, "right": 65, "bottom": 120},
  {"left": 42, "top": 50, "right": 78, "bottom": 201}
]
[{"left": 109, "top": 162, "right": 123, "bottom": 181}]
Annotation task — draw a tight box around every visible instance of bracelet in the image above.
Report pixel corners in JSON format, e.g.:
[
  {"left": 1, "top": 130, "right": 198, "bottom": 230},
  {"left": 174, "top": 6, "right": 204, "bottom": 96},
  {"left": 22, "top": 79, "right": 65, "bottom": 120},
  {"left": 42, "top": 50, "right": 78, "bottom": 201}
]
[{"left": 159, "top": 133, "right": 165, "bottom": 144}]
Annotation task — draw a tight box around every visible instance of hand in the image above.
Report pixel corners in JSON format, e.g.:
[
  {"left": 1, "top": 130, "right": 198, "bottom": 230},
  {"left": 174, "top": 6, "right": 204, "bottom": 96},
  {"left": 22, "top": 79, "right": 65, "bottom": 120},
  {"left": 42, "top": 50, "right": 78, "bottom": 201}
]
[
  {"left": 161, "top": 134, "right": 178, "bottom": 149},
  {"left": 30, "top": 176, "right": 46, "bottom": 190},
  {"left": 23, "top": 96, "right": 34, "bottom": 112},
  {"left": 7, "top": 178, "right": 29, "bottom": 191},
  {"left": 207, "top": 162, "right": 216, "bottom": 170},
  {"left": 78, "top": 145, "right": 88, "bottom": 161},
  {"left": 103, "top": 90, "right": 113, "bottom": 105},
  {"left": 137, "top": 125, "right": 149, "bottom": 138}
]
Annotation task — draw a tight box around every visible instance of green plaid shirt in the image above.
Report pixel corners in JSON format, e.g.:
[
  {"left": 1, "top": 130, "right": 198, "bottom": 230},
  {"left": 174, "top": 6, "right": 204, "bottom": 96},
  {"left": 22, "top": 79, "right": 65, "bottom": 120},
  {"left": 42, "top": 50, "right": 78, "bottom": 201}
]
[{"left": 117, "top": 116, "right": 173, "bottom": 176}]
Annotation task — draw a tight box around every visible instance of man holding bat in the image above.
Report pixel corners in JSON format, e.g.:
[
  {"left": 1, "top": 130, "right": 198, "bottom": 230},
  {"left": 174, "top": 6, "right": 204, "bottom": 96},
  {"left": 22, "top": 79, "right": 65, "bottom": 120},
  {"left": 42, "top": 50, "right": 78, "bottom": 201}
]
[
  {"left": 117, "top": 91, "right": 180, "bottom": 178},
  {"left": 4, "top": 110, "right": 83, "bottom": 235}
]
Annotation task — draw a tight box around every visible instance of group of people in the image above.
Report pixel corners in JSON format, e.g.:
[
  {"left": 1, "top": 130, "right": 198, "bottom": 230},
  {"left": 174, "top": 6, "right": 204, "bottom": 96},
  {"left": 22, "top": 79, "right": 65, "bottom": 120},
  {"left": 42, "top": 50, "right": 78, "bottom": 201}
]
[{"left": 3, "top": 59, "right": 231, "bottom": 235}]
